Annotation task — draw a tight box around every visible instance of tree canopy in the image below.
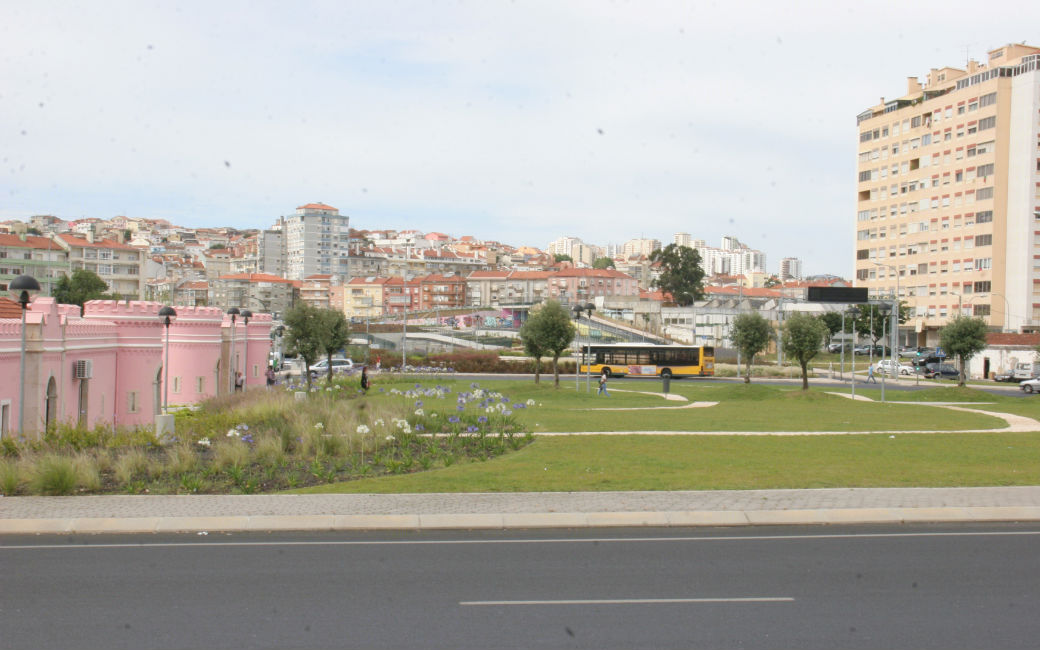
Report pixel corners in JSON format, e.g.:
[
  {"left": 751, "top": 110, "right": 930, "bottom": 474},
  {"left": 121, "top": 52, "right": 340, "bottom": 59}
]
[
  {"left": 519, "top": 300, "right": 575, "bottom": 387},
  {"left": 317, "top": 309, "right": 351, "bottom": 384},
  {"left": 592, "top": 257, "right": 615, "bottom": 269},
  {"left": 283, "top": 303, "right": 326, "bottom": 391},
  {"left": 519, "top": 318, "right": 548, "bottom": 384},
  {"left": 650, "top": 244, "right": 705, "bottom": 307},
  {"left": 731, "top": 312, "right": 772, "bottom": 383},
  {"left": 52, "top": 270, "right": 121, "bottom": 312},
  {"left": 939, "top": 316, "right": 988, "bottom": 386},
  {"left": 553, "top": 253, "right": 573, "bottom": 263},
  {"left": 780, "top": 313, "right": 829, "bottom": 390}
]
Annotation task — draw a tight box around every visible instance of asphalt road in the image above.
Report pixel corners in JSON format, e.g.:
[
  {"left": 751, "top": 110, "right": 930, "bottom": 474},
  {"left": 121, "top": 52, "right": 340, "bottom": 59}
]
[{"left": 3, "top": 524, "right": 1039, "bottom": 649}]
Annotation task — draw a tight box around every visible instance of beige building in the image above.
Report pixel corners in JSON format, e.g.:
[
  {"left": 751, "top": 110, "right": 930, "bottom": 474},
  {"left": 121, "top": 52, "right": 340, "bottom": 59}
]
[
  {"left": 855, "top": 43, "right": 1040, "bottom": 343},
  {"left": 56, "top": 233, "right": 146, "bottom": 299}
]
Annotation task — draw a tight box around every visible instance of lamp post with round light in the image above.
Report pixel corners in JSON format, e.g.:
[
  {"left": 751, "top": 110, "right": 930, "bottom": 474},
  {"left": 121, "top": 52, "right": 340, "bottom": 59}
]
[
  {"left": 847, "top": 305, "right": 861, "bottom": 401},
  {"left": 241, "top": 309, "right": 252, "bottom": 388},
  {"left": 10, "top": 275, "right": 40, "bottom": 434},
  {"left": 158, "top": 306, "right": 177, "bottom": 414},
  {"left": 227, "top": 307, "right": 240, "bottom": 393}
]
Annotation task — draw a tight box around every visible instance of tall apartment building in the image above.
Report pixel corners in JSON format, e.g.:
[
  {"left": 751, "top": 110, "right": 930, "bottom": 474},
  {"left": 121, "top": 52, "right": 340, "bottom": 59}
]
[
  {"left": 673, "top": 232, "right": 692, "bottom": 247},
  {"left": 283, "top": 203, "right": 351, "bottom": 281},
  {"left": 854, "top": 43, "right": 1040, "bottom": 341},
  {"left": 780, "top": 257, "right": 803, "bottom": 281},
  {"left": 622, "top": 238, "right": 661, "bottom": 258}
]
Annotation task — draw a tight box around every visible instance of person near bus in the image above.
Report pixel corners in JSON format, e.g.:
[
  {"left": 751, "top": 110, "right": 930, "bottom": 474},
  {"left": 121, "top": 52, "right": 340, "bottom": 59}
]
[{"left": 598, "top": 370, "right": 609, "bottom": 396}]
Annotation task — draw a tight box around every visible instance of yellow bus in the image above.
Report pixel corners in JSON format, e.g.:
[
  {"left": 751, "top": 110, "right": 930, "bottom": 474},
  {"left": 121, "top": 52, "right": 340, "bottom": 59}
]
[{"left": 578, "top": 343, "right": 715, "bottom": 378}]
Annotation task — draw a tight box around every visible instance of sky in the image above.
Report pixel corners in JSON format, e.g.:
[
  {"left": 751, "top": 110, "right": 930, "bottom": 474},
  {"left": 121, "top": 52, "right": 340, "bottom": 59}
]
[{"left": 2, "top": 1, "right": 1038, "bottom": 278}]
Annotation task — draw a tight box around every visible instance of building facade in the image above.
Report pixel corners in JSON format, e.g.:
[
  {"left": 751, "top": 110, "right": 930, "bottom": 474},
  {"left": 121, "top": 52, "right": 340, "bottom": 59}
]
[
  {"left": 855, "top": 43, "right": 1040, "bottom": 341},
  {"left": 283, "top": 203, "right": 351, "bottom": 281}
]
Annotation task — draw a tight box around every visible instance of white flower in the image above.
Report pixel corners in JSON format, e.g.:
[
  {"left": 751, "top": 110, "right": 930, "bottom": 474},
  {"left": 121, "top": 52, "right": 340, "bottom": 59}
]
[
  {"left": 430, "top": 412, "right": 438, "bottom": 418},
  {"left": 197, "top": 437, "right": 211, "bottom": 448},
  {"left": 314, "top": 422, "right": 324, "bottom": 429},
  {"left": 526, "top": 399, "right": 535, "bottom": 406},
  {"left": 486, "top": 407, "right": 495, "bottom": 414},
  {"left": 374, "top": 419, "right": 385, "bottom": 427},
  {"left": 385, "top": 434, "right": 395, "bottom": 441},
  {"left": 414, "top": 408, "right": 424, "bottom": 416},
  {"left": 226, "top": 429, "right": 240, "bottom": 437},
  {"left": 357, "top": 425, "right": 370, "bottom": 434}
]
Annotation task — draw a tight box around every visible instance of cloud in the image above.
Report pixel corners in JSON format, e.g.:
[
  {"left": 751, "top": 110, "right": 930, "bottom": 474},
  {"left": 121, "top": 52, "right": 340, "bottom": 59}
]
[{"left": 2, "top": 0, "right": 1038, "bottom": 277}]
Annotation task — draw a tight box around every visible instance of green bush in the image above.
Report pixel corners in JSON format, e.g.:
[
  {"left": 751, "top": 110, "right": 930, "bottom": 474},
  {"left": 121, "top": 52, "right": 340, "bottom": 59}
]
[
  {"left": 0, "top": 458, "right": 21, "bottom": 495},
  {"left": 29, "top": 454, "right": 78, "bottom": 495}
]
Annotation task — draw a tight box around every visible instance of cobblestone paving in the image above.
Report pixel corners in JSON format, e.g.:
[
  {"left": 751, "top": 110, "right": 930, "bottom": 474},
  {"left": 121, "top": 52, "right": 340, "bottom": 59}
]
[{"left": 4, "top": 487, "right": 1040, "bottom": 520}]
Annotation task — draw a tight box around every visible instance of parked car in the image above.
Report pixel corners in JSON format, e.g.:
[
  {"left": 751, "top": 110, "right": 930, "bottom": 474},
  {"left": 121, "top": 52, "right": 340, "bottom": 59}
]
[
  {"left": 309, "top": 358, "right": 355, "bottom": 377},
  {"left": 993, "top": 371, "right": 1016, "bottom": 382},
  {"left": 922, "top": 362, "right": 959, "bottom": 380},
  {"left": 1020, "top": 378, "right": 1040, "bottom": 393},
  {"left": 827, "top": 342, "right": 851, "bottom": 353},
  {"left": 875, "top": 359, "right": 914, "bottom": 376}
]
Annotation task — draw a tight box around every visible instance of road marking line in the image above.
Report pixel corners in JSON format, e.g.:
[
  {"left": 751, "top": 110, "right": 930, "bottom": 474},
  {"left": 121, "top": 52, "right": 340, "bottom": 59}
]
[
  {"left": 2, "top": 530, "right": 1039, "bottom": 550},
  {"left": 460, "top": 597, "right": 794, "bottom": 606}
]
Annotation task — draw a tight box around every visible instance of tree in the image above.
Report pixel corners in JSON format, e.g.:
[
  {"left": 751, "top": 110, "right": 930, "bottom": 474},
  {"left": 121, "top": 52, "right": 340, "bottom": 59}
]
[
  {"left": 780, "top": 313, "right": 829, "bottom": 390},
  {"left": 819, "top": 312, "right": 844, "bottom": 338},
  {"left": 317, "top": 309, "right": 351, "bottom": 384},
  {"left": 731, "top": 312, "right": 772, "bottom": 383},
  {"left": 592, "top": 257, "right": 615, "bottom": 269},
  {"left": 283, "top": 303, "right": 325, "bottom": 391},
  {"left": 520, "top": 300, "right": 575, "bottom": 388},
  {"left": 939, "top": 316, "right": 988, "bottom": 387},
  {"left": 650, "top": 244, "right": 705, "bottom": 306},
  {"left": 52, "top": 270, "right": 120, "bottom": 312},
  {"left": 764, "top": 275, "right": 781, "bottom": 288},
  {"left": 854, "top": 302, "right": 910, "bottom": 348},
  {"left": 519, "top": 319, "right": 547, "bottom": 384},
  {"left": 553, "top": 253, "right": 572, "bottom": 264}
]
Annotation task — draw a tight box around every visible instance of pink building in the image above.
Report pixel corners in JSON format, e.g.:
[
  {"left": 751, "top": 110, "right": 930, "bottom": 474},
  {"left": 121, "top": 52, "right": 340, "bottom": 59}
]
[{"left": 0, "top": 298, "right": 271, "bottom": 438}]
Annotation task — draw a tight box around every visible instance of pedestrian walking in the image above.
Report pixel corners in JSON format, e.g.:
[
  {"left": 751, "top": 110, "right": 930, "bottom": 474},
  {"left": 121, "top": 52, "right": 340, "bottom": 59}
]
[
  {"left": 360, "top": 366, "right": 370, "bottom": 393},
  {"left": 265, "top": 366, "right": 275, "bottom": 389},
  {"left": 867, "top": 363, "right": 877, "bottom": 383},
  {"left": 235, "top": 371, "right": 245, "bottom": 392},
  {"left": 597, "top": 370, "right": 609, "bottom": 396}
]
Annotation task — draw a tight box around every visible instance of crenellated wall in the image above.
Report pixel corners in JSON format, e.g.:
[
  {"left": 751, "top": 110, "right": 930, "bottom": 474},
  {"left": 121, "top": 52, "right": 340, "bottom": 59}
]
[{"left": 0, "top": 299, "right": 272, "bottom": 438}]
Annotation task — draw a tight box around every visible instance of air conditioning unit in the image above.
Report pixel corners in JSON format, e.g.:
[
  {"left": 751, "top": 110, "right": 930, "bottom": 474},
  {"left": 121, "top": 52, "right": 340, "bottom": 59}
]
[{"left": 73, "top": 359, "right": 93, "bottom": 380}]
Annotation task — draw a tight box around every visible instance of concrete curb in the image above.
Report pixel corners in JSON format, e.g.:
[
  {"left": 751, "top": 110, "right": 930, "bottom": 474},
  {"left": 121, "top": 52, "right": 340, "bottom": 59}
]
[{"left": 4, "top": 506, "right": 1040, "bottom": 535}]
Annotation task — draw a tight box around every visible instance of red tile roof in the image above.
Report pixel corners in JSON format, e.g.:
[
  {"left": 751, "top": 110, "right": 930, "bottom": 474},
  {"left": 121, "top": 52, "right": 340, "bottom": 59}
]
[
  {"left": 298, "top": 203, "right": 337, "bottom": 211},
  {"left": 0, "top": 234, "right": 64, "bottom": 250},
  {"left": 57, "top": 233, "right": 139, "bottom": 251},
  {"left": 0, "top": 297, "right": 23, "bottom": 318},
  {"left": 216, "top": 273, "right": 294, "bottom": 284}
]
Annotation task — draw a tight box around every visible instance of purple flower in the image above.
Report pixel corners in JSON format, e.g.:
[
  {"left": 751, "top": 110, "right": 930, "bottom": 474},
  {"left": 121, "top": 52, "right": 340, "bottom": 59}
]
[
  {"left": 449, "top": 416, "right": 460, "bottom": 423},
  {"left": 513, "top": 403, "right": 526, "bottom": 409},
  {"left": 467, "top": 425, "right": 478, "bottom": 433},
  {"left": 457, "top": 404, "right": 465, "bottom": 412},
  {"left": 478, "top": 416, "right": 488, "bottom": 424},
  {"left": 415, "top": 423, "right": 425, "bottom": 431},
  {"left": 415, "top": 400, "right": 423, "bottom": 407}
]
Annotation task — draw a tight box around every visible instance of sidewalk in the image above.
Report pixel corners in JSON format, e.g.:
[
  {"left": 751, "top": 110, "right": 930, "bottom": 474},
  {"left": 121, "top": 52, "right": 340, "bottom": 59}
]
[{"left": 3, "top": 487, "right": 1040, "bottom": 534}]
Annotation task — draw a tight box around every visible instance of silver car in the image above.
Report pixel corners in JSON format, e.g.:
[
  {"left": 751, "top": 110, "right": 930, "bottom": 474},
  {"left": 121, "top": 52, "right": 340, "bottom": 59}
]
[{"left": 1020, "top": 378, "right": 1040, "bottom": 394}]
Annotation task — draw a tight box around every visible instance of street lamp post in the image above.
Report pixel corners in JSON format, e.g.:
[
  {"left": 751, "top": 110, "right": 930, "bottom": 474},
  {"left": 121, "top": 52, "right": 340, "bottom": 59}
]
[
  {"left": 158, "top": 306, "right": 177, "bottom": 414},
  {"left": 227, "top": 307, "right": 240, "bottom": 393},
  {"left": 847, "top": 306, "right": 861, "bottom": 400},
  {"left": 878, "top": 303, "right": 890, "bottom": 403},
  {"left": 241, "top": 310, "right": 252, "bottom": 388},
  {"left": 10, "top": 274, "right": 41, "bottom": 434}
]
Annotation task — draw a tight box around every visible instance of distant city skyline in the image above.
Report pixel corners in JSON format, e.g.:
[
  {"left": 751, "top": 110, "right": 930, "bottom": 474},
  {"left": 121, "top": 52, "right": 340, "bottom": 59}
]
[{"left": 4, "top": 2, "right": 1037, "bottom": 278}]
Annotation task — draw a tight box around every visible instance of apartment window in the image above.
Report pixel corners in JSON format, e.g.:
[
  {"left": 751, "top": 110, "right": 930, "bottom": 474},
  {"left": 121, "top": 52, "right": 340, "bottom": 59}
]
[
  {"left": 127, "top": 391, "right": 138, "bottom": 414},
  {"left": 973, "top": 304, "right": 991, "bottom": 317},
  {"left": 976, "top": 210, "right": 993, "bottom": 223},
  {"left": 979, "top": 92, "right": 997, "bottom": 108},
  {"left": 977, "top": 163, "right": 994, "bottom": 177},
  {"left": 975, "top": 234, "right": 992, "bottom": 247},
  {"left": 976, "top": 187, "right": 994, "bottom": 201},
  {"left": 974, "top": 281, "right": 991, "bottom": 293},
  {"left": 974, "top": 258, "right": 992, "bottom": 270},
  {"left": 978, "top": 116, "right": 996, "bottom": 131}
]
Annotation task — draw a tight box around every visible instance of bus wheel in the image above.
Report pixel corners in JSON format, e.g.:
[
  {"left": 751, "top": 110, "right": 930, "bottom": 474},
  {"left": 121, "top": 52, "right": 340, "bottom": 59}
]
[{"left": 661, "top": 369, "right": 672, "bottom": 379}]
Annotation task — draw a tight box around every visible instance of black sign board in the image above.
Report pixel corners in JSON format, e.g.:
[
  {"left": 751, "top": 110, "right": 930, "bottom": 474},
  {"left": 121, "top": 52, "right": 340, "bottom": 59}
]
[{"left": 806, "top": 286, "right": 869, "bottom": 303}]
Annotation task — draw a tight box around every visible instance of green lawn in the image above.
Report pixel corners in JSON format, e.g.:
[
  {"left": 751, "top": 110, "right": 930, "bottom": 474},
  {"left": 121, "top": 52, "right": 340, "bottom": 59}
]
[
  {"left": 290, "top": 377, "right": 1040, "bottom": 494},
  {"left": 294, "top": 432, "right": 1040, "bottom": 493}
]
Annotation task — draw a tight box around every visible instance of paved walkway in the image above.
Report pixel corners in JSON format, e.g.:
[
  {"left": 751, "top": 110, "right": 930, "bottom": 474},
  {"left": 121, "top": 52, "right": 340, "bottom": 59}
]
[{"left": 3, "top": 487, "right": 1040, "bottom": 534}]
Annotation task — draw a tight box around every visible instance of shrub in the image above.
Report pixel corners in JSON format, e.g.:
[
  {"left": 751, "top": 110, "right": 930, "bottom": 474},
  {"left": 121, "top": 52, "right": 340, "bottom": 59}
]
[
  {"left": 164, "top": 443, "right": 199, "bottom": 476},
  {"left": 113, "top": 448, "right": 153, "bottom": 485},
  {"left": 0, "top": 458, "right": 21, "bottom": 495},
  {"left": 29, "top": 454, "right": 78, "bottom": 496},
  {"left": 213, "top": 439, "right": 250, "bottom": 470},
  {"left": 72, "top": 454, "right": 102, "bottom": 492}
]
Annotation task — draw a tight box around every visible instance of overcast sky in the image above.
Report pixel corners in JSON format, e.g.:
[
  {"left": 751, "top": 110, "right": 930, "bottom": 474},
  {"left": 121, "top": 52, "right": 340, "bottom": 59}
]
[{"left": 2, "top": 1, "right": 1037, "bottom": 277}]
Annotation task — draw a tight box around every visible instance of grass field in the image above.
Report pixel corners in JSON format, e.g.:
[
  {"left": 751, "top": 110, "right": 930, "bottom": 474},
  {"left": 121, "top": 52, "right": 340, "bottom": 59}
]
[{"left": 292, "top": 377, "right": 1040, "bottom": 494}]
